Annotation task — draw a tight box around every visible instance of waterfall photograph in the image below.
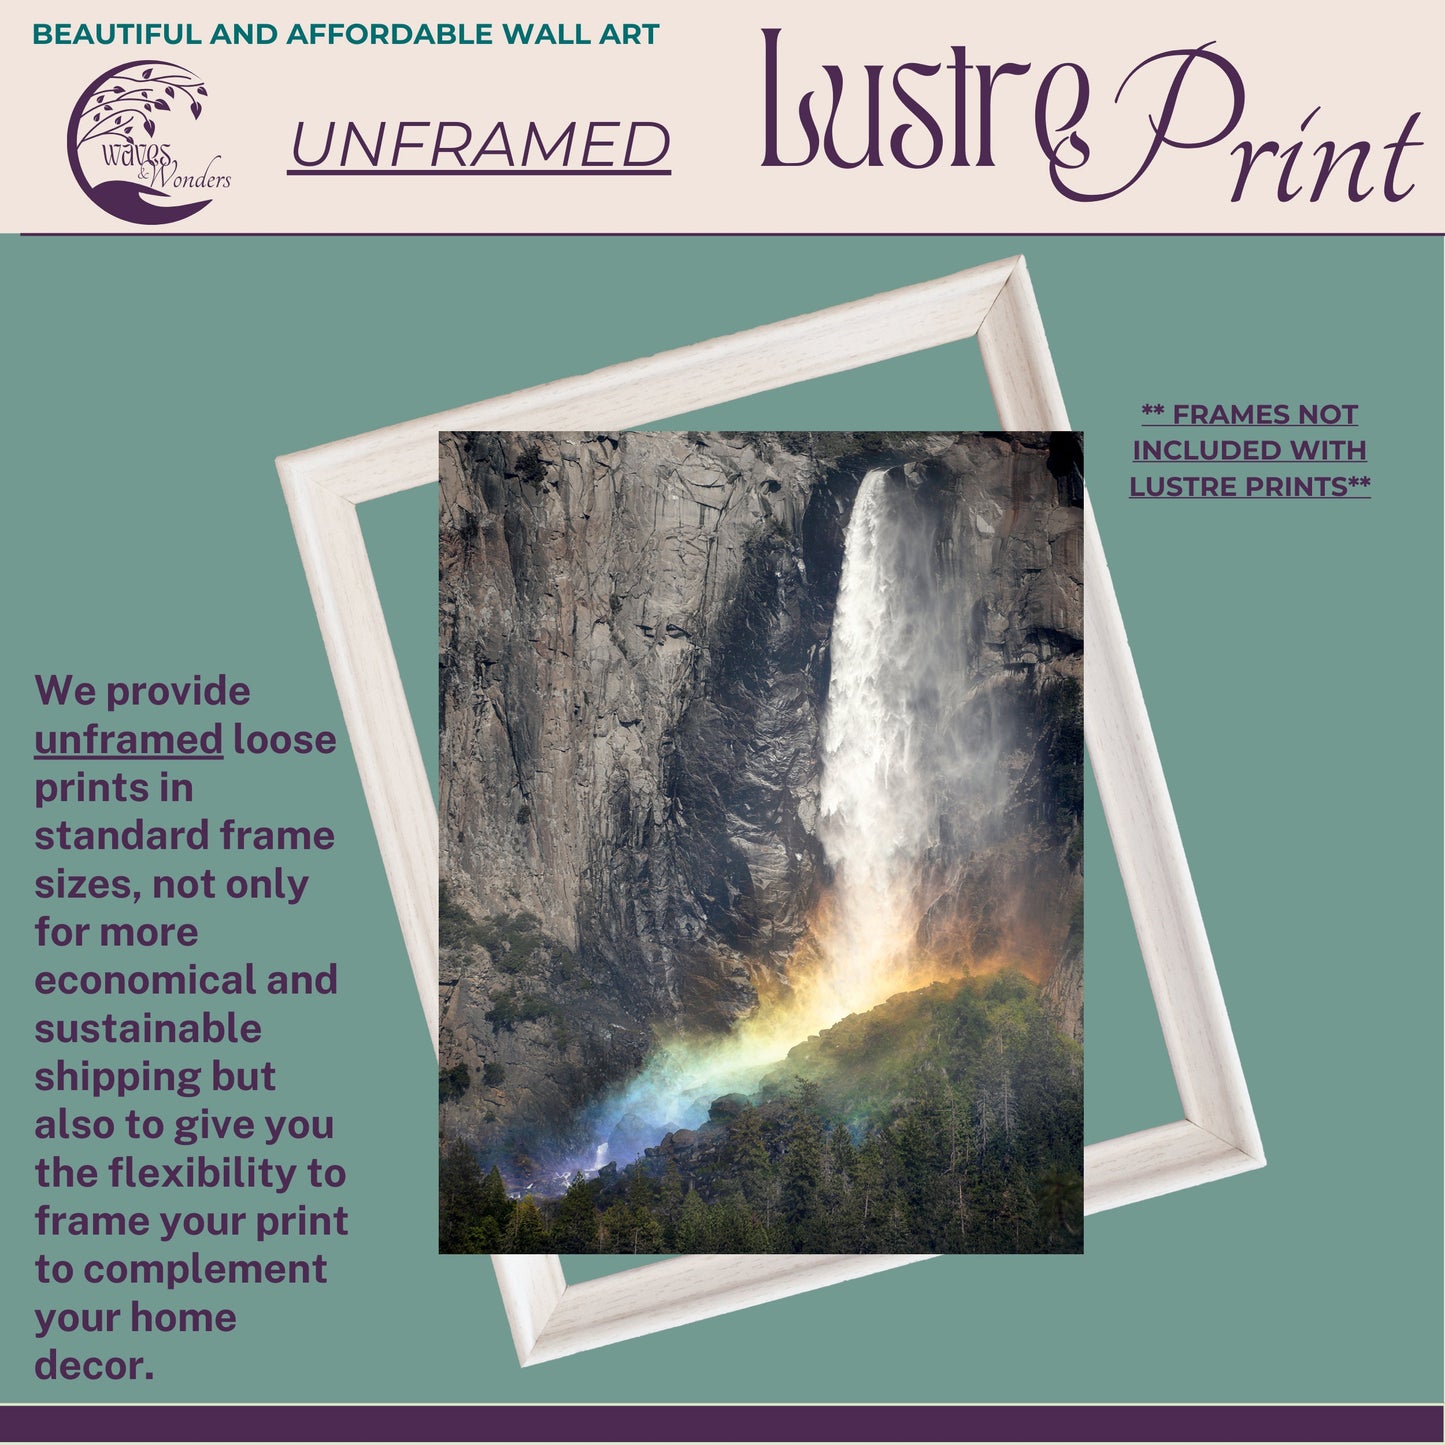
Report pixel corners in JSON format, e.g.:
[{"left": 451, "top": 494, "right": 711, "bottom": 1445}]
[{"left": 438, "top": 431, "right": 1084, "bottom": 1254}]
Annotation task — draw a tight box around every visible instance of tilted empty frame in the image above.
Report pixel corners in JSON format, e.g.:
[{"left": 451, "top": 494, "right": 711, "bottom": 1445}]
[{"left": 277, "top": 254, "right": 1264, "bottom": 1366}]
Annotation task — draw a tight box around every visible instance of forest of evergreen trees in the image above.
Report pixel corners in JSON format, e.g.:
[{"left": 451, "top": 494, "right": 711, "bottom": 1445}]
[{"left": 440, "top": 971, "right": 1082, "bottom": 1255}]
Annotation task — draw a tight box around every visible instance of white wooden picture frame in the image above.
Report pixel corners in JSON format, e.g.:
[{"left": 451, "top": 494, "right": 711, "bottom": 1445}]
[{"left": 277, "top": 255, "right": 1264, "bottom": 1367}]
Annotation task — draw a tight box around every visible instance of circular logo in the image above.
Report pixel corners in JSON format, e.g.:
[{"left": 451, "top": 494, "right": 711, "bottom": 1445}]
[{"left": 67, "top": 61, "right": 229, "bottom": 225}]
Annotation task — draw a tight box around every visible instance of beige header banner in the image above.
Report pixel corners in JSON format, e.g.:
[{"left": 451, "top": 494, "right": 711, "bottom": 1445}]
[{"left": 4, "top": 0, "right": 1437, "bottom": 233}]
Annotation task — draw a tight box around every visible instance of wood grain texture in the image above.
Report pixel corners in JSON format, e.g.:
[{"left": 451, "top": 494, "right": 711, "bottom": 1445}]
[
  {"left": 521, "top": 1254, "right": 932, "bottom": 1366},
  {"left": 279, "top": 258, "right": 1017, "bottom": 504},
  {"left": 277, "top": 458, "right": 440, "bottom": 1046},
  {"left": 978, "top": 259, "right": 1070, "bottom": 431},
  {"left": 1083, "top": 490, "right": 1265, "bottom": 1166},
  {"left": 490, "top": 1256, "right": 568, "bottom": 1363},
  {"left": 1084, "top": 1120, "right": 1262, "bottom": 1215},
  {"left": 278, "top": 255, "right": 1263, "bottom": 1364}
]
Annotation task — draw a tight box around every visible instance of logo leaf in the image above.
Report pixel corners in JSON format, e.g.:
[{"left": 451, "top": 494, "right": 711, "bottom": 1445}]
[
  {"left": 196, "top": 85, "right": 208, "bottom": 96},
  {"left": 190, "top": 100, "right": 202, "bottom": 118},
  {"left": 144, "top": 118, "right": 155, "bottom": 136},
  {"left": 153, "top": 98, "right": 169, "bottom": 111}
]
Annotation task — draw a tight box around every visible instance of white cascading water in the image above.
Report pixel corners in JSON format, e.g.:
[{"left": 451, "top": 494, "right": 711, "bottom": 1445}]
[
  {"left": 576, "top": 466, "right": 964, "bottom": 1172},
  {"left": 815, "top": 468, "right": 937, "bottom": 1013}
]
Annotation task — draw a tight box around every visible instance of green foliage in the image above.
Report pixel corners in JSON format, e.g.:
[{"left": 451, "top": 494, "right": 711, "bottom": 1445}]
[
  {"left": 485, "top": 987, "right": 554, "bottom": 1031},
  {"left": 626, "top": 1164, "right": 653, "bottom": 1215},
  {"left": 469, "top": 1215, "right": 504, "bottom": 1252},
  {"left": 438, "top": 1139, "right": 487, "bottom": 1253},
  {"left": 439, "top": 883, "right": 567, "bottom": 984},
  {"left": 438, "top": 879, "right": 475, "bottom": 952},
  {"left": 467, "top": 973, "right": 1083, "bottom": 1256},
  {"left": 554, "top": 1176, "right": 601, "bottom": 1253},
  {"left": 675, "top": 1188, "right": 711, "bottom": 1252},
  {"left": 553, "top": 945, "right": 584, "bottom": 985},
  {"left": 725, "top": 1106, "right": 769, "bottom": 1201},
  {"left": 481, "top": 1061, "right": 506, "bottom": 1087},
  {"left": 598, "top": 1167, "right": 667, "bottom": 1253},
  {"left": 514, "top": 446, "right": 547, "bottom": 483},
  {"left": 480, "top": 1165, "right": 512, "bottom": 1225},
  {"left": 709, "top": 1193, "right": 767, "bottom": 1252},
  {"left": 657, "top": 1161, "right": 684, "bottom": 1247},
  {"left": 438, "top": 1061, "right": 470, "bottom": 1103},
  {"left": 440, "top": 1148, "right": 518, "bottom": 1255},
  {"left": 475, "top": 911, "right": 546, "bottom": 972},
  {"left": 781, "top": 1077, "right": 829, "bottom": 1249},
  {"left": 505, "top": 1196, "right": 551, "bottom": 1253}
]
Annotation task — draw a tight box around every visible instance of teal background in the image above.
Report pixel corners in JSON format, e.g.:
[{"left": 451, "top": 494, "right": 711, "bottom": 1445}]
[{"left": 2, "top": 235, "right": 1440, "bottom": 1404}]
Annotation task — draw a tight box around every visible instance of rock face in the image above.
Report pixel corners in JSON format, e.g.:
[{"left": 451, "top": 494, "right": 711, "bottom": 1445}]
[{"left": 439, "top": 432, "right": 1083, "bottom": 1174}]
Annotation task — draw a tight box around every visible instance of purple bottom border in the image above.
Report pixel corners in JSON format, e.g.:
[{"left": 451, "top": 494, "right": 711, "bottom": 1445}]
[{"left": 1, "top": 1404, "right": 1441, "bottom": 1442}]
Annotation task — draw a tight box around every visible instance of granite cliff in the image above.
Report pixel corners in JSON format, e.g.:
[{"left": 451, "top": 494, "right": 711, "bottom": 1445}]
[{"left": 438, "top": 431, "right": 1082, "bottom": 1179}]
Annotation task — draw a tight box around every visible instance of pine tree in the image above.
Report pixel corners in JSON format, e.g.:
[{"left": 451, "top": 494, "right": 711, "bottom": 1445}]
[
  {"left": 479, "top": 1165, "right": 513, "bottom": 1231},
  {"left": 973, "top": 1088, "right": 992, "bottom": 1159},
  {"left": 880, "top": 1189, "right": 915, "bottom": 1253},
  {"left": 892, "top": 1107, "right": 935, "bottom": 1207},
  {"left": 710, "top": 1193, "right": 766, "bottom": 1252},
  {"left": 824, "top": 1124, "right": 863, "bottom": 1252},
  {"left": 726, "top": 1106, "right": 771, "bottom": 1202},
  {"left": 469, "top": 1214, "right": 504, "bottom": 1252},
  {"left": 1000, "top": 1067, "right": 1017, "bottom": 1150},
  {"left": 438, "top": 1138, "right": 486, "bottom": 1254},
  {"left": 600, "top": 1201, "right": 632, "bottom": 1253},
  {"left": 626, "top": 1164, "right": 653, "bottom": 1216},
  {"left": 751, "top": 1172, "right": 783, "bottom": 1250},
  {"left": 1035, "top": 1167, "right": 1082, "bottom": 1250},
  {"left": 781, "top": 1079, "right": 827, "bottom": 1249},
  {"left": 943, "top": 1075, "right": 970, "bottom": 1172},
  {"left": 657, "top": 1160, "right": 684, "bottom": 1249},
  {"left": 782, "top": 1121, "right": 824, "bottom": 1205},
  {"left": 600, "top": 1168, "right": 667, "bottom": 1254},
  {"left": 631, "top": 1204, "right": 665, "bottom": 1254},
  {"left": 852, "top": 1135, "right": 887, "bottom": 1251},
  {"left": 676, "top": 1186, "right": 711, "bottom": 1252},
  {"left": 554, "top": 1175, "right": 600, "bottom": 1253},
  {"left": 505, "top": 1195, "right": 551, "bottom": 1252},
  {"left": 995, "top": 1169, "right": 1039, "bottom": 1252}
]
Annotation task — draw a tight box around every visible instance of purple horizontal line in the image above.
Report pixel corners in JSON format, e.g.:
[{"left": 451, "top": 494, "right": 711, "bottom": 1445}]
[
  {"left": 1128, "top": 495, "right": 1371, "bottom": 500},
  {"left": 0, "top": 1403, "right": 1439, "bottom": 1443},
  {"left": 284, "top": 168, "right": 672, "bottom": 177},
  {"left": 31, "top": 754, "right": 222, "bottom": 761}
]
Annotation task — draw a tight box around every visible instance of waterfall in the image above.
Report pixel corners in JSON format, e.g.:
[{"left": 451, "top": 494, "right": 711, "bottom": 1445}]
[
  {"left": 815, "top": 467, "right": 958, "bottom": 1013},
  {"left": 576, "top": 465, "right": 966, "bottom": 1171}
]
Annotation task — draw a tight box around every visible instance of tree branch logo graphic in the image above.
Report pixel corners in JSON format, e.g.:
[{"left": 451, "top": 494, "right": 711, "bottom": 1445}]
[{"left": 67, "top": 62, "right": 230, "bottom": 224}]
